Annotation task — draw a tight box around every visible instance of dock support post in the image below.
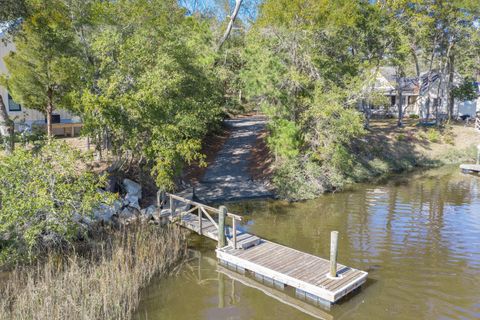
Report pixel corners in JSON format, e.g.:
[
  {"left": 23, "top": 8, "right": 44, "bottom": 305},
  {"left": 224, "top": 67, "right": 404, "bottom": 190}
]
[
  {"left": 218, "top": 206, "right": 227, "bottom": 248},
  {"left": 330, "top": 231, "right": 339, "bottom": 278},
  {"left": 170, "top": 195, "right": 176, "bottom": 217},
  {"left": 198, "top": 207, "right": 202, "bottom": 235},
  {"left": 156, "top": 189, "right": 166, "bottom": 207},
  {"left": 232, "top": 218, "right": 237, "bottom": 249},
  {"left": 476, "top": 144, "right": 480, "bottom": 165}
]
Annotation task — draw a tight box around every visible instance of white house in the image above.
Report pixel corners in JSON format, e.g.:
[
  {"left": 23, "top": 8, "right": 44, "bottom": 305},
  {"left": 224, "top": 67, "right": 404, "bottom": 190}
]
[
  {"left": 370, "top": 66, "right": 479, "bottom": 119},
  {"left": 0, "top": 22, "right": 81, "bottom": 135}
]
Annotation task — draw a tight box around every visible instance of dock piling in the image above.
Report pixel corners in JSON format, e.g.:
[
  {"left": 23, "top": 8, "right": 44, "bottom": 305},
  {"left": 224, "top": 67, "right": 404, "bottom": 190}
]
[
  {"left": 330, "top": 231, "right": 339, "bottom": 278},
  {"left": 157, "top": 189, "right": 166, "bottom": 207},
  {"left": 198, "top": 207, "right": 202, "bottom": 235},
  {"left": 218, "top": 206, "right": 227, "bottom": 248},
  {"left": 170, "top": 195, "right": 176, "bottom": 217},
  {"left": 232, "top": 218, "right": 237, "bottom": 249},
  {"left": 477, "top": 144, "right": 480, "bottom": 165}
]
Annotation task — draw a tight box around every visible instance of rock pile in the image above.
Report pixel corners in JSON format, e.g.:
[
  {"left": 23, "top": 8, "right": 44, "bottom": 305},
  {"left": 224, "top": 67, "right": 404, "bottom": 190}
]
[{"left": 90, "top": 178, "right": 169, "bottom": 226}]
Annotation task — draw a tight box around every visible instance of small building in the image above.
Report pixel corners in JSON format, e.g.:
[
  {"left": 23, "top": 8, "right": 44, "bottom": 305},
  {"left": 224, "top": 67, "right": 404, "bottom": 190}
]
[
  {"left": 0, "top": 21, "right": 81, "bottom": 135},
  {"left": 369, "top": 66, "right": 479, "bottom": 119}
]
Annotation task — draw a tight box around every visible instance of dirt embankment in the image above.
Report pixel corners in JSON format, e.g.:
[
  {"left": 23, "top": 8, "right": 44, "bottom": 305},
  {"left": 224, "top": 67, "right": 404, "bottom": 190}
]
[{"left": 363, "top": 120, "right": 479, "bottom": 164}]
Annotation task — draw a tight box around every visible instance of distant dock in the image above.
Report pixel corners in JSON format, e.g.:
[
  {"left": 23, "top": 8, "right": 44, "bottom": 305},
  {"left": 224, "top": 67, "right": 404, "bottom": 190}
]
[
  {"left": 460, "top": 144, "right": 480, "bottom": 174},
  {"left": 161, "top": 192, "right": 368, "bottom": 306},
  {"left": 460, "top": 164, "right": 480, "bottom": 174}
]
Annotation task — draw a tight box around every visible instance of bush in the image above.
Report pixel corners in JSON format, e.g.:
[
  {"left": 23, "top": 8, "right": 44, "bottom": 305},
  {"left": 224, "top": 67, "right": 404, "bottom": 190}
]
[
  {"left": 426, "top": 128, "right": 441, "bottom": 143},
  {"left": 409, "top": 114, "right": 419, "bottom": 119},
  {"left": 0, "top": 142, "right": 115, "bottom": 265},
  {"left": 272, "top": 158, "right": 323, "bottom": 200},
  {"left": 396, "top": 133, "right": 406, "bottom": 141}
]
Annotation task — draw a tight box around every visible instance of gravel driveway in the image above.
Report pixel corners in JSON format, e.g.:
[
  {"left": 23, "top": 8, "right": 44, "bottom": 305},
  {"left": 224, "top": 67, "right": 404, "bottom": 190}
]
[{"left": 194, "top": 115, "right": 274, "bottom": 203}]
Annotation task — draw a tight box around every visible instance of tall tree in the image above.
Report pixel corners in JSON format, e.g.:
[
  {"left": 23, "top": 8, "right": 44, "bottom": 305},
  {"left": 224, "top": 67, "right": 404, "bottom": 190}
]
[
  {"left": 2, "top": 0, "right": 82, "bottom": 139},
  {"left": 71, "top": 0, "right": 223, "bottom": 188}
]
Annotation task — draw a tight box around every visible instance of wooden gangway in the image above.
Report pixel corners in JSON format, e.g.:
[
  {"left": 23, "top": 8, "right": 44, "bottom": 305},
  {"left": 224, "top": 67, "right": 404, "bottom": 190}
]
[{"left": 159, "top": 192, "right": 367, "bottom": 306}]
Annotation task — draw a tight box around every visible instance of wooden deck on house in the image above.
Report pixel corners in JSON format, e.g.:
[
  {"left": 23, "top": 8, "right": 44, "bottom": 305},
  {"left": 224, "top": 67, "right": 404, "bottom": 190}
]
[{"left": 163, "top": 192, "right": 368, "bottom": 305}]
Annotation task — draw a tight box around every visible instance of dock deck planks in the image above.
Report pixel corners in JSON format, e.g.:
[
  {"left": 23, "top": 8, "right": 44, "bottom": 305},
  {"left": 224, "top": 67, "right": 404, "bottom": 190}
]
[{"left": 217, "top": 241, "right": 367, "bottom": 303}]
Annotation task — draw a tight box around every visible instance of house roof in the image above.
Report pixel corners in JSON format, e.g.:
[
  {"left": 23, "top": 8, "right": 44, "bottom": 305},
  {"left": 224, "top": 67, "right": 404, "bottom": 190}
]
[{"left": 373, "top": 67, "right": 419, "bottom": 95}]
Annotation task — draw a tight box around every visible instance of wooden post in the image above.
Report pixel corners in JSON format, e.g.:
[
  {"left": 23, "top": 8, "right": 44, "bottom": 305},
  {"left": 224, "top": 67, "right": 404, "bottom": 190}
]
[
  {"left": 156, "top": 189, "right": 165, "bottom": 207},
  {"left": 170, "top": 195, "right": 176, "bottom": 217},
  {"left": 161, "top": 190, "right": 166, "bottom": 205},
  {"left": 218, "top": 205, "right": 227, "bottom": 248},
  {"left": 330, "top": 231, "right": 339, "bottom": 278},
  {"left": 476, "top": 144, "right": 480, "bottom": 165},
  {"left": 232, "top": 218, "right": 237, "bottom": 249},
  {"left": 198, "top": 207, "right": 202, "bottom": 235}
]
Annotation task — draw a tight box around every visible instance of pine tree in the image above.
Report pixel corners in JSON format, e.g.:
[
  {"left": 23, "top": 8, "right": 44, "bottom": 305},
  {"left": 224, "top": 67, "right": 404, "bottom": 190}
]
[{"left": 2, "top": 0, "right": 82, "bottom": 139}]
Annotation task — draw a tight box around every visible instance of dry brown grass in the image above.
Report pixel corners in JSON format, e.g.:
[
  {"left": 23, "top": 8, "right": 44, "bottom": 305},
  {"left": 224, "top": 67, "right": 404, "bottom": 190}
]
[{"left": 0, "top": 225, "right": 186, "bottom": 320}]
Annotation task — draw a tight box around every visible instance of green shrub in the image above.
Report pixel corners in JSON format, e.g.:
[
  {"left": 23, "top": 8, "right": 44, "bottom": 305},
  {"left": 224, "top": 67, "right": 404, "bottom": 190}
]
[
  {"left": 368, "top": 158, "right": 390, "bottom": 175},
  {"left": 272, "top": 158, "right": 322, "bottom": 200},
  {"left": 396, "top": 133, "right": 406, "bottom": 141},
  {"left": 426, "top": 128, "right": 441, "bottom": 143},
  {"left": 0, "top": 142, "right": 115, "bottom": 265},
  {"left": 409, "top": 114, "right": 419, "bottom": 119}
]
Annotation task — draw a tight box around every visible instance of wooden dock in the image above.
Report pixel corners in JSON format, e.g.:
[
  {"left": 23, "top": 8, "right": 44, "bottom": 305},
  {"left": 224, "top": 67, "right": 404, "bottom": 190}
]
[
  {"left": 161, "top": 192, "right": 368, "bottom": 306},
  {"left": 460, "top": 163, "right": 480, "bottom": 174}
]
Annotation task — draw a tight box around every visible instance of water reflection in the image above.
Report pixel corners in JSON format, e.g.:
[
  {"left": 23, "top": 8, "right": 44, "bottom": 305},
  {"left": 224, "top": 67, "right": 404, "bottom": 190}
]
[{"left": 135, "top": 166, "right": 480, "bottom": 320}]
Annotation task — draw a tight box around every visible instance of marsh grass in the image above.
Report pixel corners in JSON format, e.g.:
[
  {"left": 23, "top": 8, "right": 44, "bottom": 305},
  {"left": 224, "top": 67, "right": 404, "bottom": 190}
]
[{"left": 0, "top": 225, "right": 186, "bottom": 320}]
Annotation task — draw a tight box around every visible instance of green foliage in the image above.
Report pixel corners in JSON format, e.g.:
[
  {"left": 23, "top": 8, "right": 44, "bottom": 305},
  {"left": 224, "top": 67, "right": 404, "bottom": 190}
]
[
  {"left": 452, "top": 79, "right": 479, "bottom": 101},
  {"left": 71, "top": 0, "right": 223, "bottom": 189},
  {"left": 267, "top": 119, "right": 301, "bottom": 159},
  {"left": 1, "top": 0, "right": 83, "bottom": 118},
  {"left": 426, "top": 128, "right": 441, "bottom": 143},
  {"left": 0, "top": 142, "right": 115, "bottom": 264},
  {"left": 272, "top": 158, "right": 323, "bottom": 201},
  {"left": 241, "top": 0, "right": 371, "bottom": 199},
  {"left": 396, "top": 133, "right": 406, "bottom": 141}
]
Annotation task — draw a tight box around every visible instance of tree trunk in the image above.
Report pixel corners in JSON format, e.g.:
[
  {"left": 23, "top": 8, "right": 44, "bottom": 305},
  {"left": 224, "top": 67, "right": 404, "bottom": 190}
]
[
  {"left": 0, "top": 95, "right": 14, "bottom": 153},
  {"left": 397, "top": 92, "right": 404, "bottom": 127},
  {"left": 362, "top": 99, "right": 371, "bottom": 129},
  {"left": 217, "top": 0, "right": 243, "bottom": 50},
  {"left": 46, "top": 88, "right": 54, "bottom": 140},
  {"left": 447, "top": 54, "right": 455, "bottom": 120},
  {"left": 425, "top": 97, "right": 431, "bottom": 120}
]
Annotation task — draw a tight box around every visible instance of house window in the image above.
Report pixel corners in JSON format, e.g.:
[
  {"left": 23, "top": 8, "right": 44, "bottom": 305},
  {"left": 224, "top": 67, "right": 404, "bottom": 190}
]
[
  {"left": 8, "top": 94, "right": 21, "bottom": 112},
  {"left": 390, "top": 96, "right": 396, "bottom": 106}
]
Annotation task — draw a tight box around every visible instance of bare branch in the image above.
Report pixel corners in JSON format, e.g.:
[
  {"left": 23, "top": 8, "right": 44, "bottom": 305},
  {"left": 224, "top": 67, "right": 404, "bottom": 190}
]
[{"left": 217, "top": 0, "right": 243, "bottom": 51}]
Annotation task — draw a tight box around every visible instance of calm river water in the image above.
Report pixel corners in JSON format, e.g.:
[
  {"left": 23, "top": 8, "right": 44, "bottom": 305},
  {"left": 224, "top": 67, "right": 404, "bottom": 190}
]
[{"left": 135, "top": 166, "right": 480, "bottom": 320}]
